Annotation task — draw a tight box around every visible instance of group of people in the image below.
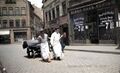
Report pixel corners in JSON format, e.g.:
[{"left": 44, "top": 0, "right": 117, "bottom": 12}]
[{"left": 36, "top": 27, "right": 66, "bottom": 63}]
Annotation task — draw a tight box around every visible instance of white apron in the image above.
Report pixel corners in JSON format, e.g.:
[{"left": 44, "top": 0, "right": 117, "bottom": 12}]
[{"left": 50, "top": 32, "right": 63, "bottom": 58}]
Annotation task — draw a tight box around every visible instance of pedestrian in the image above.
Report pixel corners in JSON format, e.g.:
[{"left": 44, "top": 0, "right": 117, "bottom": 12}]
[
  {"left": 50, "top": 27, "right": 64, "bottom": 60},
  {"left": 37, "top": 29, "right": 51, "bottom": 63},
  {"left": 60, "top": 32, "right": 66, "bottom": 53}
]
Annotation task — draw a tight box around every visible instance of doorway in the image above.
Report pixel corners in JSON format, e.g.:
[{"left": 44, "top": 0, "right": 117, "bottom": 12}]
[{"left": 86, "top": 9, "right": 99, "bottom": 44}]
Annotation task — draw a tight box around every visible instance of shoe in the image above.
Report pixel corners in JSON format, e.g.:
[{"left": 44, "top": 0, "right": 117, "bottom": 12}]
[
  {"left": 57, "top": 57, "right": 61, "bottom": 60},
  {"left": 53, "top": 57, "right": 56, "bottom": 60}
]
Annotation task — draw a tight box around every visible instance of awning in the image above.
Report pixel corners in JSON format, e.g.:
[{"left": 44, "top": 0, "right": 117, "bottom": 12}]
[{"left": 0, "top": 30, "right": 10, "bottom": 35}]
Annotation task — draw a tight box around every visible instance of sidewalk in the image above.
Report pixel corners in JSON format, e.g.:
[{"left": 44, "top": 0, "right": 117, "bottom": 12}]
[{"left": 65, "top": 45, "right": 120, "bottom": 54}]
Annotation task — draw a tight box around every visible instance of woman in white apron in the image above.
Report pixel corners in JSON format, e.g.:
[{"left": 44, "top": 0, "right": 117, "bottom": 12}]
[
  {"left": 50, "top": 28, "right": 63, "bottom": 60},
  {"left": 38, "top": 30, "right": 51, "bottom": 62}
]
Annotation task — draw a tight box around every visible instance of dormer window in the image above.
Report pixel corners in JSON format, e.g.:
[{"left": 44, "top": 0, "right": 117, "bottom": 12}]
[{"left": 5, "top": 0, "right": 16, "bottom": 4}]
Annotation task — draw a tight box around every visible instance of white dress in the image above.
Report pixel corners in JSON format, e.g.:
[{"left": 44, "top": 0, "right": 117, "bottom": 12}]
[
  {"left": 50, "top": 32, "right": 63, "bottom": 58},
  {"left": 38, "top": 34, "right": 50, "bottom": 59}
]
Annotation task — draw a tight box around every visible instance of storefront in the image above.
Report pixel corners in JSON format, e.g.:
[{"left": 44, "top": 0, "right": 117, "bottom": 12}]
[
  {"left": 0, "top": 30, "right": 10, "bottom": 44},
  {"left": 68, "top": 0, "right": 117, "bottom": 44}
]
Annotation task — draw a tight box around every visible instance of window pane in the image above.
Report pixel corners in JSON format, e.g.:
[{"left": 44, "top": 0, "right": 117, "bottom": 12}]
[
  {"left": 9, "top": 20, "right": 14, "bottom": 27},
  {"left": 56, "top": 5, "right": 60, "bottom": 18},
  {"left": 62, "top": 1, "right": 67, "bottom": 15},
  {"left": 21, "top": 7, "right": 26, "bottom": 15},
  {"left": 5, "top": 0, "right": 16, "bottom": 4},
  {"left": 16, "top": 19, "right": 20, "bottom": 27},
  {"left": 21, "top": 19, "right": 26, "bottom": 27},
  {"left": 0, "top": 8, "right": 1, "bottom": 16},
  {"left": 0, "top": 20, "right": 1, "bottom": 28},
  {"left": 3, "top": 20, "right": 7, "bottom": 28},
  {"left": 8, "top": 7, "right": 13, "bottom": 15},
  {"left": 52, "top": 8, "right": 55, "bottom": 19},
  {"left": 45, "top": 12, "right": 48, "bottom": 22},
  {"left": 15, "top": 7, "right": 20, "bottom": 15},
  {"left": 49, "top": 10, "right": 51, "bottom": 21},
  {"left": 2, "top": 7, "right": 7, "bottom": 15}
]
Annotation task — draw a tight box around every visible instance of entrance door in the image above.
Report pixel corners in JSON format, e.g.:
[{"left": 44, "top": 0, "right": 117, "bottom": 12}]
[{"left": 86, "top": 9, "right": 99, "bottom": 44}]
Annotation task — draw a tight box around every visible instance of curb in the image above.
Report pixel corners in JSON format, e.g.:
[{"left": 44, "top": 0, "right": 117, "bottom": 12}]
[{"left": 65, "top": 49, "right": 120, "bottom": 55}]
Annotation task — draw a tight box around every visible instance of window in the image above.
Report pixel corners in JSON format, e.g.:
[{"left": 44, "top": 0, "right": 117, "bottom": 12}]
[
  {"left": 56, "top": 5, "right": 60, "bottom": 18},
  {"left": 3, "top": 20, "right": 7, "bottom": 28},
  {"left": 62, "top": 1, "right": 67, "bottom": 15},
  {"left": 8, "top": 7, "right": 13, "bottom": 15},
  {"left": 0, "top": 20, "right": 1, "bottom": 28},
  {"left": 49, "top": 10, "right": 51, "bottom": 21},
  {"left": 15, "top": 19, "right": 20, "bottom": 27},
  {"left": 21, "top": 19, "right": 26, "bottom": 27},
  {"left": 5, "top": 0, "right": 16, "bottom": 4},
  {"left": 43, "top": 0, "right": 47, "bottom": 3},
  {"left": 9, "top": 20, "right": 14, "bottom": 27},
  {"left": 52, "top": 8, "right": 55, "bottom": 19},
  {"left": 21, "top": 7, "right": 26, "bottom": 15},
  {"left": 0, "top": 8, "right": 1, "bottom": 16},
  {"left": 2, "top": 7, "right": 7, "bottom": 16},
  {"left": 15, "top": 7, "right": 20, "bottom": 15},
  {"left": 45, "top": 12, "right": 48, "bottom": 22}
]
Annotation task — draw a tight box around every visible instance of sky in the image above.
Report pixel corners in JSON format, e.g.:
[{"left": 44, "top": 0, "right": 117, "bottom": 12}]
[{"left": 27, "top": 0, "right": 43, "bottom": 8}]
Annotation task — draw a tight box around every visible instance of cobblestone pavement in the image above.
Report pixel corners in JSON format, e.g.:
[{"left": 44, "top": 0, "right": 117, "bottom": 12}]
[{"left": 0, "top": 44, "right": 120, "bottom": 73}]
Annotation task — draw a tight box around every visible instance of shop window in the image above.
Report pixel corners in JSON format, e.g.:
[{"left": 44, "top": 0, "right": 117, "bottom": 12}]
[{"left": 9, "top": 20, "right": 14, "bottom": 27}]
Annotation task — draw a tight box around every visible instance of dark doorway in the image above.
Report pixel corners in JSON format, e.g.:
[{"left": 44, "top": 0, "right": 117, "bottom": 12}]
[
  {"left": 62, "top": 24, "right": 69, "bottom": 45},
  {"left": 86, "top": 9, "right": 99, "bottom": 44}
]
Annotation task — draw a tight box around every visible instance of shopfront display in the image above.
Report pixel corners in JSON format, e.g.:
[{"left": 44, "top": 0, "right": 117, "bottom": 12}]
[{"left": 69, "top": 0, "right": 117, "bottom": 44}]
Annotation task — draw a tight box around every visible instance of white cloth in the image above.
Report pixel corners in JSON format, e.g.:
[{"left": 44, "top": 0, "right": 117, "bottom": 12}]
[
  {"left": 50, "top": 32, "right": 63, "bottom": 58},
  {"left": 38, "top": 34, "right": 50, "bottom": 59}
]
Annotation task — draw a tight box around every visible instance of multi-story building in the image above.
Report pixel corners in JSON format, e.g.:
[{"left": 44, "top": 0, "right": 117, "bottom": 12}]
[
  {"left": 42, "top": 0, "right": 69, "bottom": 38},
  {"left": 68, "top": 0, "right": 120, "bottom": 44},
  {"left": 0, "top": 0, "right": 43, "bottom": 44}
]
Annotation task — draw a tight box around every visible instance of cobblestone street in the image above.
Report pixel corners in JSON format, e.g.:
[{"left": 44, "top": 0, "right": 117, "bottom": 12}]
[{"left": 0, "top": 44, "right": 120, "bottom": 73}]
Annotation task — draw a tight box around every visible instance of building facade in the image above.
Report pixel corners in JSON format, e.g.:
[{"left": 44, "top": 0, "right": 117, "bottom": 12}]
[
  {"left": 68, "top": 0, "right": 120, "bottom": 44},
  {"left": 42, "top": 0, "right": 69, "bottom": 39},
  {"left": 0, "top": 0, "right": 43, "bottom": 44}
]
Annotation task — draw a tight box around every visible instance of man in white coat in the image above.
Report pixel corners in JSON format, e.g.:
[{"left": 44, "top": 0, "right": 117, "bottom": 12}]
[{"left": 50, "top": 28, "right": 63, "bottom": 60}]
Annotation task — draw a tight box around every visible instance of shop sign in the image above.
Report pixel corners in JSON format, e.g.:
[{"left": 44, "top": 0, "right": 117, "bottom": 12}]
[
  {"left": 98, "top": 11, "right": 115, "bottom": 29},
  {"left": 70, "top": 1, "right": 112, "bottom": 15},
  {"left": 71, "top": 14, "right": 85, "bottom": 31}
]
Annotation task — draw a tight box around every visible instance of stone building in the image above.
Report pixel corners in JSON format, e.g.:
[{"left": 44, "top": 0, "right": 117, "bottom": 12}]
[
  {"left": 42, "top": 0, "right": 69, "bottom": 39},
  {"left": 0, "top": 0, "right": 43, "bottom": 44},
  {"left": 68, "top": 0, "right": 120, "bottom": 44}
]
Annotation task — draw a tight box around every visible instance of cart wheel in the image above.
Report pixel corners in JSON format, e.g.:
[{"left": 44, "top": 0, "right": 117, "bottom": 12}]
[{"left": 27, "top": 48, "right": 33, "bottom": 58}]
